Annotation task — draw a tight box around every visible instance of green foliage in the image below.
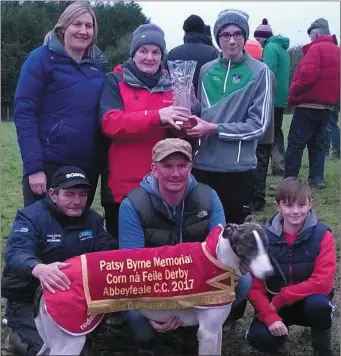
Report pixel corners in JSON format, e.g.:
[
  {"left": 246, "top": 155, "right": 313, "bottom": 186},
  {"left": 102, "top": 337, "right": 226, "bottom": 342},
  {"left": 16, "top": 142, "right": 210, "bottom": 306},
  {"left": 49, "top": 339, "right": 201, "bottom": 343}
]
[{"left": 1, "top": 1, "right": 148, "bottom": 108}]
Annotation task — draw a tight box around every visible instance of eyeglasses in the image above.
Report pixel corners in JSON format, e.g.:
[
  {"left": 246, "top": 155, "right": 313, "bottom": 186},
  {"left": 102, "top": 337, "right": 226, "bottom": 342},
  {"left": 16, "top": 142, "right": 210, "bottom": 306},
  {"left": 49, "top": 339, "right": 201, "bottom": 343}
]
[{"left": 219, "top": 31, "right": 244, "bottom": 41}]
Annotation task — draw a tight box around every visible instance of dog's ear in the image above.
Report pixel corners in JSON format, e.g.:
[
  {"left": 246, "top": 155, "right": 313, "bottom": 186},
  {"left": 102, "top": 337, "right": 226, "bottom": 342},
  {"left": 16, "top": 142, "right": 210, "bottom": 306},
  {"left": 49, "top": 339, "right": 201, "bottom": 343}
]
[
  {"left": 223, "top": 223, "right": 237, "bottom": 239},
  {"left": 244, "top": 215, "right": 257, "bottom": 224}
]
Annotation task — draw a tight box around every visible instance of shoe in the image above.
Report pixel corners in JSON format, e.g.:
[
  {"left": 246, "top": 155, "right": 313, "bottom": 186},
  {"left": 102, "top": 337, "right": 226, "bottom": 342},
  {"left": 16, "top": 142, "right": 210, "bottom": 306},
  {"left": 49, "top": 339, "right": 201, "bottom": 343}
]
[
  {"left": 135, "top": 340, "right": 159, "bottom": 356},
  {"left": 309, "top": 179, "right": 326, "bottom": 189},
  {"left": 312, "top": 328, "right": 332, "bottom": 356}
]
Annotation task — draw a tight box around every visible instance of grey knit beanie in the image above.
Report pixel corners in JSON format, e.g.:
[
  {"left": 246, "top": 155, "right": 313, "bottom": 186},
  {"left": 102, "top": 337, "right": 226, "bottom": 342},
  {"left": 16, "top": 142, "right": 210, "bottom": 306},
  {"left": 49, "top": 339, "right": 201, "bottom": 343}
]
[
  {"left": 307, "top": 18, "right": 331, "bottom": 36},
  {"left": 214, "top": 9, "right": 249, "bottom": 47},
  {"left": 130, "top": 23, "right": 166, "bottom": 58}
]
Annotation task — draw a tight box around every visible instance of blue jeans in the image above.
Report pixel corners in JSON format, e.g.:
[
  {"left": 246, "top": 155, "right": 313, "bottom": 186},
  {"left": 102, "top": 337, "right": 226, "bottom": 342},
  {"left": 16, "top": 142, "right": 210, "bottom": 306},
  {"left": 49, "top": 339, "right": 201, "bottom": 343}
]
[
  {"left": 324, "top": 102, "right": 340, "bottom": 157},
  {"left": 122, "top": 273, "right": 252, "bottom": 342},
  {"left": 285, "top": 107, "right": 330, "bottom": 182},
  {"left": 247, "top": 294, "right": 334, "bottom": 352}
]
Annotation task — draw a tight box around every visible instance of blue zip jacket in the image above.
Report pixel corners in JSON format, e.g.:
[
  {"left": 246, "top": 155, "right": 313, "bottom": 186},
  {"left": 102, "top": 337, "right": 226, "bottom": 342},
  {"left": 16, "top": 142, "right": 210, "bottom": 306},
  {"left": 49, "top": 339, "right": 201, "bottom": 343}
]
[
  {"left": 14, "top": 35, "right": 107, "bottom": 175},
  {"left": 1, "top": 197, "right": 117, "bottom": 302},
  {"left": 119, "top": 173, "right": 225, "bottom": 249}
]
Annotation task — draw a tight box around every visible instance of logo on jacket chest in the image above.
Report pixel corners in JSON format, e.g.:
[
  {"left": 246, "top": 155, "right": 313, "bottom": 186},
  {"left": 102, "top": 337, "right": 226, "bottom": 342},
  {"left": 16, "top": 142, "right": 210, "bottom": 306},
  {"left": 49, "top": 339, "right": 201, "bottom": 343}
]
[
  {"left": 46, "top": 234, "right": 62, "bottom": 243},
  {"left": 79, "top": 230, "right": 93, "bottom": 241},
  {"left": 232, "top": 74, "right": 242, "bottom": 85}
]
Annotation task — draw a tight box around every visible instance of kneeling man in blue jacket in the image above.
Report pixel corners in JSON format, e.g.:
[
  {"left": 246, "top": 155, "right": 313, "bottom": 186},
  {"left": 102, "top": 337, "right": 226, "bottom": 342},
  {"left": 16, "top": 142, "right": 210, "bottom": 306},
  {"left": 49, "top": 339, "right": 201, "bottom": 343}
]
[
  {"left": 1, "top": 166, "right": 117, "bottom": 356},
  {"left": 119, "top": 138, "right": 251, "bottom": 355}
]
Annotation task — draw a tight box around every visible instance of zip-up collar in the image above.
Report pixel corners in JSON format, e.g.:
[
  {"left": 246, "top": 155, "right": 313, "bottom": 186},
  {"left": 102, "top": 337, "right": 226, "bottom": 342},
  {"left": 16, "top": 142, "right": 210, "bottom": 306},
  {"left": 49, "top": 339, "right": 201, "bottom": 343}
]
[
  {"left": 267, "top": 211, "right": 318, "bottom": 245},
  {"left": 47, "top": 34, "right": 107, "bottom": 65},
  {"left": 116, "top": 62, "right": 172, "bottom": 93},
  {"left": 44, "top": 196, "right": 90, "bottom": 229},
  {"left": 218, "top": 50, "right": 248, "bottom": 66}
]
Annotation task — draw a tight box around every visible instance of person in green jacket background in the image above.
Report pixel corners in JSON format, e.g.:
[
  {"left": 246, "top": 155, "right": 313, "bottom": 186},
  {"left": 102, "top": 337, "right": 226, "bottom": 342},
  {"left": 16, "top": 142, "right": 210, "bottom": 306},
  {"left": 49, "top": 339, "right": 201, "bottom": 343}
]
[{"left": 254, "top": 19, "right": 290, "bottom": 177}]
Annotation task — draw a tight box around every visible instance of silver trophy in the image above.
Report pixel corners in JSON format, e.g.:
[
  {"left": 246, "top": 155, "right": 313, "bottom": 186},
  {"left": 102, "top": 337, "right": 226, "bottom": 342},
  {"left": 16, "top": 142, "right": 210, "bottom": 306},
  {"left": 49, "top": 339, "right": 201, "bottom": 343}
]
[{"left": 167, "top": 60, "right": 197, "bottom": 128}]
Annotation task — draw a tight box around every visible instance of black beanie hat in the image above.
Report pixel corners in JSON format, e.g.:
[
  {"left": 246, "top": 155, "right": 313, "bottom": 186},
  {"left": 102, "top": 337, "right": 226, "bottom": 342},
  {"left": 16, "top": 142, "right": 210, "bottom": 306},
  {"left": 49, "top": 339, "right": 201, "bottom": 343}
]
[{"left": 183, "top": 15, "right": 205, "bottom": 34}]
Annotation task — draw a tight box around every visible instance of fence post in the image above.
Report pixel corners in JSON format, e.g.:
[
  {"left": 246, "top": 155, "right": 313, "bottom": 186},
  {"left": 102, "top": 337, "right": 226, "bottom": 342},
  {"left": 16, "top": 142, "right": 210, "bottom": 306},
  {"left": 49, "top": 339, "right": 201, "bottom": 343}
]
[{"left": 7, "top": 106, "right": 10, "bottom": 121}]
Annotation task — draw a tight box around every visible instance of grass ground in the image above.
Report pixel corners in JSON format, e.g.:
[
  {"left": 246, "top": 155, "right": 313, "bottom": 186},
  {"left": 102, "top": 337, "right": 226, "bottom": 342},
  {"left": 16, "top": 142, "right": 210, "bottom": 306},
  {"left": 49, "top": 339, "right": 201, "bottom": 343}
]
[{"left": 1, "top": 116, "right": 340, "bottom": 355}]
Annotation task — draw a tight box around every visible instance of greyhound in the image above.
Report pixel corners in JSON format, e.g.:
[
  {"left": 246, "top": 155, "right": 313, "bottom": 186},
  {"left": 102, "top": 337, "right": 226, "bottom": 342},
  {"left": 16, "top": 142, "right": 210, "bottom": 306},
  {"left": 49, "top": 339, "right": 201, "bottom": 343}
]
[{"left": 34, "top": 221, "right": 273, "bottom": 356}]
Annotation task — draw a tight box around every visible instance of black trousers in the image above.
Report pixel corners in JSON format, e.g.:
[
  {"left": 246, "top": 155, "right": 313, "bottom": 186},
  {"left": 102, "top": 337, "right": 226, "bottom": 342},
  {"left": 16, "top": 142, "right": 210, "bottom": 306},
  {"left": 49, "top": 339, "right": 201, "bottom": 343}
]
[
  {"left": 271, "top": 107, "right": 285, "bottom": 174},
  {"left": 192, "top": 169, "right": 253, "bottom": 224},
  {"left": 22, "top": 163, "right": 99, "bottom": 208},
  {"left": 247, "top": 294, "right": 333, "bottom": 352},
  {"left": 103, "top": 202, "right": 121, "bottom": 239},
  {"left": 253, "top": 144, "right": 272, "bottom": 206},
  {"left": 3, "top": 301, "right": 43, "bottom": 356},
  {"left": 285, "top": 107, "right": 329, "bottom": 181}
]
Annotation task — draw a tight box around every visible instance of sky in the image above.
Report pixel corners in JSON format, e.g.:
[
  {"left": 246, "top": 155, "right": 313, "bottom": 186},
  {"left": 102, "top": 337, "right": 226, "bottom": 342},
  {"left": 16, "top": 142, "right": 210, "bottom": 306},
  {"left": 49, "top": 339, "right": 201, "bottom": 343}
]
[{"left": 137, "top": 1, "right": 340, "bottom": 50}]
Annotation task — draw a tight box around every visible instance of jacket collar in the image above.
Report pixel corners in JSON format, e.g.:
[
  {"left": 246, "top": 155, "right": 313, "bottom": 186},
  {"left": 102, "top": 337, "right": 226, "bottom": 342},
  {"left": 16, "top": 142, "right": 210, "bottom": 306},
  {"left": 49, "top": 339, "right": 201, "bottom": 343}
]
[
  {"left": 219, "top": 50, "right": 248, "bottom": 67},
  {"left": 115, "top": 62, "right": 172, "bottom": 92},
  {"left": 47, "top": 33, "right": 107, "bottom": 65},
  {"left": 303, "top": 35, "right": 337, "bottom": 54},
  {"left": 44, "top": 196, "right": 90, "bottom": 228},
  {"left": 267, "top": 211, "right": 318, "bottom": 244},
  {"left": 184, "top": 32, "right": 212, "bottom": 46}
]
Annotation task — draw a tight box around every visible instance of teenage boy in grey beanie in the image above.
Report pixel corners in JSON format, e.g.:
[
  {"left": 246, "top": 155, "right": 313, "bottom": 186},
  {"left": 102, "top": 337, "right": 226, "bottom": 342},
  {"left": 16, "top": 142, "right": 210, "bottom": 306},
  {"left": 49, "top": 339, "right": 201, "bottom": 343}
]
[
  {"left": 186, "top": 7, "right": 274, "bottom": 235},
  {"left": 186, "top": 9, "right": 274, "bottom": 322}
]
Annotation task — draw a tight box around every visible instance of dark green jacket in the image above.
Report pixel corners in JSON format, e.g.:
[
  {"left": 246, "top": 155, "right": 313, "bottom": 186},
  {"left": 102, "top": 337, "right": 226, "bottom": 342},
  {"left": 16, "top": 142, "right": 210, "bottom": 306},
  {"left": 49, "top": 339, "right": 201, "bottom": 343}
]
[{"left": 262, "top": 35, "right": 290, "bottom": 108}]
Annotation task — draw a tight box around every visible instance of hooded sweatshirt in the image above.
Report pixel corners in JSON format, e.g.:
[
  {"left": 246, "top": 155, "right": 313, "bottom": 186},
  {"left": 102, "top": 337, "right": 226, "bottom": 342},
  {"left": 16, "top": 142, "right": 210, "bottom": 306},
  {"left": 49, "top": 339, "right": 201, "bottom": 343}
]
[
  {"left": 262, "top": 35, "right": 290, "bottom": 108},
  {"left": 248, "top": 211, "right": 336, "bottom": 327},
  {"left": 118, "top": 173, "right": 225, "bottom": 250},
  {"left": 194, "top": 52, "right": 273, "bottom": 173}
]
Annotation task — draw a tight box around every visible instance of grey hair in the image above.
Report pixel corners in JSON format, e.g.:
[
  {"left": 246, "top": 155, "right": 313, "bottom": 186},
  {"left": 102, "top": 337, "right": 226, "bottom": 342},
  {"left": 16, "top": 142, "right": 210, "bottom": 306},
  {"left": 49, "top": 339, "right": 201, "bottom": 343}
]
[
  {"left": 310, "top": 27, "right": 329, "bottom": 37},
  {"left": 43, "top": 2, "right": 98, "bottom": 59}
]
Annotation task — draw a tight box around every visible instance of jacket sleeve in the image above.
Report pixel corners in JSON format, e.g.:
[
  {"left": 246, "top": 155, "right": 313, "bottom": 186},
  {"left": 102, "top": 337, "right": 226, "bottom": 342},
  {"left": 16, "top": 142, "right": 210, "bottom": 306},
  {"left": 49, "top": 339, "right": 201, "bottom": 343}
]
[
  {"left": 99, "top": 73, "right": 161, "bottom": 141},
  {"left": 208, "top": 189, "right": 226, "bottom": 230},
  {"left": 4, "top": 210, "right": 42, "bottom": 279},
  {"left": 217, "top": 67, "right": 273, "bottom": 141},
  {"left": 289, "top": 46, "right": 321, "bottom": 96},
  {"left": 248, "top": 275, "right": 282, "bottom": 327},
  {"left": 262, "top": 43, "right": 279, "bottom": 77},
  {"left": 14, "top": 48, "right": 47, "bottom": 175},
  {"left": 118, "top": 198, "right": 145, "bottom": 249},
  {"left": 272, "top": 231, "right": 336, "bottom": 310},
  {"left": 93, "top": 213, "right": 118, "bottom": 251}
]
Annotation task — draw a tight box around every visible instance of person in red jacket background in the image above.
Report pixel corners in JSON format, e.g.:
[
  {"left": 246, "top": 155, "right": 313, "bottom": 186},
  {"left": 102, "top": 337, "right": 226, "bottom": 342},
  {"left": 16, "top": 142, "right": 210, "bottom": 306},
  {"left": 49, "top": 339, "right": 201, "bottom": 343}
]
[
  {"left": 246, "top": 177, "right": 336, "bottom": 356},
  {"left": 285, "top": 18, "right": 340, "bottom": 189},
  {"left": 99, "top": 24, "right": 197, "bottom": 238}
]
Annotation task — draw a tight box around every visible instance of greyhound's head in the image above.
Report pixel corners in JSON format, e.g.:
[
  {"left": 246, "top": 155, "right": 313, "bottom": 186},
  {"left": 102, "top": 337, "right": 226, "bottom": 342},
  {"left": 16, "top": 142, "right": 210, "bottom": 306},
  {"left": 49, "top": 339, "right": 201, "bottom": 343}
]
[{"left": 218, "top": 218, "right": 273, "bottom": 279}]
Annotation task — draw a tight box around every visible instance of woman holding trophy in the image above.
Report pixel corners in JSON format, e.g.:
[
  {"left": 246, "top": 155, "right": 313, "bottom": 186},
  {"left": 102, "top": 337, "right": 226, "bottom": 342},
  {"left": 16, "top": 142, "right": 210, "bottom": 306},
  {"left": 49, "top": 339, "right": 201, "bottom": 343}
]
[{"left": 99, "top": 23, "right": 197, "bottom": 237}]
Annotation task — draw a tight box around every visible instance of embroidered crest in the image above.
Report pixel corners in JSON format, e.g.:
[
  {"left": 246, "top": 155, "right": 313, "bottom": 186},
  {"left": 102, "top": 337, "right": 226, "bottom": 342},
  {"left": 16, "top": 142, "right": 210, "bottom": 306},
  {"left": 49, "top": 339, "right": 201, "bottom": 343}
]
[
  {"left": 197, "top": 210, "right": 208, "bottom": 219},
  {"left": 79, "top": 230, "right": 93, "bottom": 241},
  {"left": 232, "top": 74, "right": 241, "bottom": 84}
]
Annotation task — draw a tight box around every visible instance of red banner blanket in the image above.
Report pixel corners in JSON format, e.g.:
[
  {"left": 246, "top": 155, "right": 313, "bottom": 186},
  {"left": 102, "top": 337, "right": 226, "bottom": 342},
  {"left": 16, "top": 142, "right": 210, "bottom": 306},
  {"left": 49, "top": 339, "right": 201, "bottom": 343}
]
[{"left": 43, "top": 225, "right": 238, "bottom": 335}]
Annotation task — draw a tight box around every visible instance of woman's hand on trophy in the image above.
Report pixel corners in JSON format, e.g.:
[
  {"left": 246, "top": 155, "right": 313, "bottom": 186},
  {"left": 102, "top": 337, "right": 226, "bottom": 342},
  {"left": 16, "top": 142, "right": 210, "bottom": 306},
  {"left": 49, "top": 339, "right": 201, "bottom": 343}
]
[
  {"left": 186, "top": 115, "right": 217, "bottom": 137},
  {"left": 159, "top": 106, "right": 189, "bottom": 130}
]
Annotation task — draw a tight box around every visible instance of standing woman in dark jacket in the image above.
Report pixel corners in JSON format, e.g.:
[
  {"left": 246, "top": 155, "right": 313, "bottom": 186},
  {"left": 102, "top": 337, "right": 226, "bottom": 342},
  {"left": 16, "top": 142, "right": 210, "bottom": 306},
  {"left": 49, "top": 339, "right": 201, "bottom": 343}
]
[{"left": 14, "top": 2, "right": 106, "bottom": 207}]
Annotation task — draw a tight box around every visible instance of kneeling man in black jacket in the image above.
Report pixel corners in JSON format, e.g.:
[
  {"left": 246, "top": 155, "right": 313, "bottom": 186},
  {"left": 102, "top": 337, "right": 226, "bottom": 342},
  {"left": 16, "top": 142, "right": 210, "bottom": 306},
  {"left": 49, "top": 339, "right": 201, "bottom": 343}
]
[{"left": 1, "top": 166, "right": 117, "bottom": 356}]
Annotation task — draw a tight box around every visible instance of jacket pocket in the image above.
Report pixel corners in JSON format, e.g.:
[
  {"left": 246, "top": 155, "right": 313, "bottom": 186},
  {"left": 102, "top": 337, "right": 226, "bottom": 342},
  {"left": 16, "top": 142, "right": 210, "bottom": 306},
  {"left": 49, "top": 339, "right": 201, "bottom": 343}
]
[
  {"left": 46, "top": 120, "right": 63, "bottom": 144},
  {"left": 237, "top": 140, "right": 257, "bottom": 165}
]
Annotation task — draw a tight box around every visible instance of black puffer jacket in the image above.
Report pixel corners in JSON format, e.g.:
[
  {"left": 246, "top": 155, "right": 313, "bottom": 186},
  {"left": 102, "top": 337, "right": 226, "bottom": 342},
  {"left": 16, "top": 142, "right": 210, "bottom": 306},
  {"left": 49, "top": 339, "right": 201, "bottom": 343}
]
[
  {"left": 165, "top": 32, "right": 219, "bottom": 95},
  {"left": 1, "top": 197, "right": 117, "bottom": 302}
]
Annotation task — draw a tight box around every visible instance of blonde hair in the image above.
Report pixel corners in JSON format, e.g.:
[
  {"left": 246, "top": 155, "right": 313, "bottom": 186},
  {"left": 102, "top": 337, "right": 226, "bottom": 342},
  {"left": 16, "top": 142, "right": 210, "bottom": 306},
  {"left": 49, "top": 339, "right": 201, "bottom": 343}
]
[{"left": 44, "top": 2, "right": 98, "bottom": 59}]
